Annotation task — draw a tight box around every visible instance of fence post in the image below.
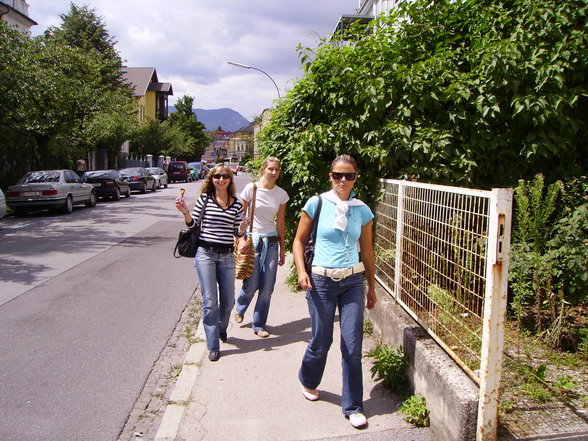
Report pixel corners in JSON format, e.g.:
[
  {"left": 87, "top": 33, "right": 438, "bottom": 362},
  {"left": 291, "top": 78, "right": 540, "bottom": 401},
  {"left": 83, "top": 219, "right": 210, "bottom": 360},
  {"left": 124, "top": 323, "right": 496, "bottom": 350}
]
[
  {"left": 392, "top": 182, "right": 405, "bottom": 300},
  {"left": 477, "top": 188, "right": 512, "bottom": 441}
]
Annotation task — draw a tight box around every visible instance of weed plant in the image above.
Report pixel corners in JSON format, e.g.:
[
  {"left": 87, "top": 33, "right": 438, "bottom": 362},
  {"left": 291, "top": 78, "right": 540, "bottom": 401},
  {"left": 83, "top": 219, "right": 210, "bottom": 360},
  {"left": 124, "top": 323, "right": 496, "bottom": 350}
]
[
  {"left": 399, "top": 395, "right": 430, "bottom": 427},
  {"left": 366, "top": 344, "right": 409, "bottom": 395}
]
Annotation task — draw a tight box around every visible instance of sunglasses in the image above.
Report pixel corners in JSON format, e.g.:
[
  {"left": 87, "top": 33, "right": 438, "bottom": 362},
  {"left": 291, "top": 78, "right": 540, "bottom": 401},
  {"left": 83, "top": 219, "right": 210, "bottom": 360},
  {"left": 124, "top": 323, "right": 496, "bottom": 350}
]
[
  {"left": 331, "top": 172, "right": 357, "bottom": 181},
  {"left": 212, "top": 173, "right": 231, "bottom": 180}
]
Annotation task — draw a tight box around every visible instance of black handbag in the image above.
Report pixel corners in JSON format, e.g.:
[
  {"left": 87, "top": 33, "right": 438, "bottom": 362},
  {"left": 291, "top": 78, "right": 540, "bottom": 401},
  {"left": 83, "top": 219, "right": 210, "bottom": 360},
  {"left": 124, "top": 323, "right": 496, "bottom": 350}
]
[
  {"left": 174, "top": 195, "right": 208, "bottom": 258},
  {"left": 303, "top": 195, "right": 322, "bottom": 272}
]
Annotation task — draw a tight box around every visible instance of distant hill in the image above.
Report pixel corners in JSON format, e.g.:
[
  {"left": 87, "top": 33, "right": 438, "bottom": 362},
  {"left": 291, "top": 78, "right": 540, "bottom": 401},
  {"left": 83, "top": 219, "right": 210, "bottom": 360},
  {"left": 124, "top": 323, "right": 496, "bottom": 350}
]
[{"left": 168, "top": 106, "right": 250, "bottom": 132}]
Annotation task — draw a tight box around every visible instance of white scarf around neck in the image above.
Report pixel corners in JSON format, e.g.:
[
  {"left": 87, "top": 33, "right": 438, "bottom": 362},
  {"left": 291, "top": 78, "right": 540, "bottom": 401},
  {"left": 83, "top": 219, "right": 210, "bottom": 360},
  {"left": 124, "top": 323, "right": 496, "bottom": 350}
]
[{"left": 321, "top": 190, "right": 365, "bottom": 231}]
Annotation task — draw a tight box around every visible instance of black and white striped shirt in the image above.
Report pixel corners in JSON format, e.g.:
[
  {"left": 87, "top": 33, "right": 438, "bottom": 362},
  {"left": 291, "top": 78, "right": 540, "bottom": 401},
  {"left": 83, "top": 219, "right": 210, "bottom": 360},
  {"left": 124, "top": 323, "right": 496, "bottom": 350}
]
[{"left": 187, "top": 193, "right": 243, "bottom": 247}]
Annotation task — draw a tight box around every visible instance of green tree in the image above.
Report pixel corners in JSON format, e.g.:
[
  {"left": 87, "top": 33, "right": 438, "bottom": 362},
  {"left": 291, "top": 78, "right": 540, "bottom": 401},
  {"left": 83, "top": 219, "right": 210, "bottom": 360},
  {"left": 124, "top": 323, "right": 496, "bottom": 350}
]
[
  {"left": 44, "top": 2, "right": 127, "bottom": 90},
  {"left": 259, "top": 0, "right": 587, "bottom": 234},
  {"left": 166, "top": 96, "right": 209, "bottom": 160}
]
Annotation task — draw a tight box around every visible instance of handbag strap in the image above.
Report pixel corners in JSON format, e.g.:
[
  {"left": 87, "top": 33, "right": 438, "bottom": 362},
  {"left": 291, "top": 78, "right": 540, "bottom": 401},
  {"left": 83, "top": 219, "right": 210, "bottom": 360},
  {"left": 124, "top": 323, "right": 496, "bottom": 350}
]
[
  {"left": 247, "top": 184, "right": 257, "bottom": 233},
  {"left": 197, "top": 194, "right": 209, "bottom": 228},
  {"left": 310, "top": 195, "right": 322, "bottom": 242}
]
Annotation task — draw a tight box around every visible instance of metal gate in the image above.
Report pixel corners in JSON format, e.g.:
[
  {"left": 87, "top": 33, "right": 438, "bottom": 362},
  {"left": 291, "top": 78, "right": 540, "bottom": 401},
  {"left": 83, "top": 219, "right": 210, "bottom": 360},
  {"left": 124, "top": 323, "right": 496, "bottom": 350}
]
[{"left": 374, "top": 179, "right": 512, "bottom": 441}]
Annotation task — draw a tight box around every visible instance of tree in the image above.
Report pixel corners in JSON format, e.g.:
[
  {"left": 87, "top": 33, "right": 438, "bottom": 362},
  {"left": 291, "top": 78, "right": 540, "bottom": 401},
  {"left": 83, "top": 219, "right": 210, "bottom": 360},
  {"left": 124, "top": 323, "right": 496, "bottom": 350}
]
[
  {"left": 166, "top": 96, "right": 210, "bottom": 160},
  {"left": 259, "top": 0, "right": 587, "bottom": 227},
  {"left": 44, "top": 2, "right": 127, "bottom": 91}
]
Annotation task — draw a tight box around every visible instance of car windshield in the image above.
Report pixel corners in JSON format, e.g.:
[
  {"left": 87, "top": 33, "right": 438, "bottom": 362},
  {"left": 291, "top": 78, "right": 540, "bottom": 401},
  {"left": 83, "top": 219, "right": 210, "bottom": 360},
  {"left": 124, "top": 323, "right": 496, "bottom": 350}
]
[
  {"left": 20, "top": 171, "right": 60, "bottom": 183},
  {"left": 120, "top": 168, "right": 142, "bottom": 175},
  {"left": 86, "top": 171, "right": 111, "bottom": 178},
  {"left": 146, "top": 168, "right": 159, "bottom": 174},
  {"left": 169, "top": 163, "right": 184, "bottom": 170}
]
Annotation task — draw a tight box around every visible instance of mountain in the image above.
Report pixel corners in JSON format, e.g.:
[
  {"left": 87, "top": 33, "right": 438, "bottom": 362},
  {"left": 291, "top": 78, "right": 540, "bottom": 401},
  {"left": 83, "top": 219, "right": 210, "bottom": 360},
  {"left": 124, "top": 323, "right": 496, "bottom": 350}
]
[{"left": 168, "top": 106, "right": 250, "bottom": 132}]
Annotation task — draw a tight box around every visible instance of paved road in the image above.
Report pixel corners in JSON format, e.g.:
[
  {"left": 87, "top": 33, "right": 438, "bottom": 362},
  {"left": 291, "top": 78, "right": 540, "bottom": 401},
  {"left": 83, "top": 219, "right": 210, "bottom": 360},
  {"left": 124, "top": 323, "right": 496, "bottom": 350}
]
[{"left": 0, "top": 174, "right": 252, "bottom": 441}]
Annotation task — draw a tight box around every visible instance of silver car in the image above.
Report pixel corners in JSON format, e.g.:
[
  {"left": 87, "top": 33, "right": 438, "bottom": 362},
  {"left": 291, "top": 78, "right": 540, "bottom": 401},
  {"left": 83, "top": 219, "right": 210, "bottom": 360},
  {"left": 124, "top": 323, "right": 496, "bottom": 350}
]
[
  {"left": 146, "top": 167, "right": 168, "bottom": 189},
  {"left": 6, "top": 169, "right": 97, "bottom": 216},
  {"left": 0, "top": 189, "right": 6, "bottom": 218}
]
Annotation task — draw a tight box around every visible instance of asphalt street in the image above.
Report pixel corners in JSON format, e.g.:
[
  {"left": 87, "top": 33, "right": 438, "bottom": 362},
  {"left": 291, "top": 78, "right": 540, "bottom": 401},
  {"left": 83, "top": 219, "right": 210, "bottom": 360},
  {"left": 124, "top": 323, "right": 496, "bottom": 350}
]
[{"left": 0, "top": 177, "right": 250, "bottom": 441}]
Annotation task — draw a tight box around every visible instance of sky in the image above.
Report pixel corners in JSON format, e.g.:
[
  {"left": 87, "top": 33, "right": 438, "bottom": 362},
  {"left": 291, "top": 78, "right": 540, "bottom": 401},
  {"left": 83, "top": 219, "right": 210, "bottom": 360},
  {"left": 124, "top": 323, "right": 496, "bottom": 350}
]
[{"left": 30, "top": 0, "right": 360, "bottom": 121}]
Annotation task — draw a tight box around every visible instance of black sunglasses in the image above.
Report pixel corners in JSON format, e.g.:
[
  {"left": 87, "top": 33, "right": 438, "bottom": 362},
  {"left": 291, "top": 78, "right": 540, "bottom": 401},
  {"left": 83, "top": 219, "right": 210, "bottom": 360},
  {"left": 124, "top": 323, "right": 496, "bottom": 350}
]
[
  {"left": 331, "top": 172, "right": 357, "bottom": 181},
  {"left": 212, "top": 173, "right": 231, "bottom": 180}
]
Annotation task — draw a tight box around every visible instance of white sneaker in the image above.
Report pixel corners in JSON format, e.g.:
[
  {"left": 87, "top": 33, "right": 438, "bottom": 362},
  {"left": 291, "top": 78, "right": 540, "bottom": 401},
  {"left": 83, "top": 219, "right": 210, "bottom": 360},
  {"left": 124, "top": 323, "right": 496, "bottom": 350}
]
[
  {"left": 302, "top": 386, "right": 320, "bottom": 401},
  {"left": 348, "top": 413, "right": 367, "bottom": 429}
]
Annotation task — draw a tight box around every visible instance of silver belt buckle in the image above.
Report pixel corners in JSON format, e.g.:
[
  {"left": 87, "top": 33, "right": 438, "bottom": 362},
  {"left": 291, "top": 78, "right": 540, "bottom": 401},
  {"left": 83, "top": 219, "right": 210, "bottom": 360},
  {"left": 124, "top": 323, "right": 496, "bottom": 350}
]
[{"left": 329, "top": 268, "right": 346, "bottom": 281}]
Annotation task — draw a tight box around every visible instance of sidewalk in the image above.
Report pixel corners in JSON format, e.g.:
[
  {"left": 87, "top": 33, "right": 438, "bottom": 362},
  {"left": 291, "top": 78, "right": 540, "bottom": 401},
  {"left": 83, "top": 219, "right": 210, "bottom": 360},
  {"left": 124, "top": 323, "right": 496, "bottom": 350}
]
[{"left": 155, "top": 256, "right": 436, "bottom": 441}]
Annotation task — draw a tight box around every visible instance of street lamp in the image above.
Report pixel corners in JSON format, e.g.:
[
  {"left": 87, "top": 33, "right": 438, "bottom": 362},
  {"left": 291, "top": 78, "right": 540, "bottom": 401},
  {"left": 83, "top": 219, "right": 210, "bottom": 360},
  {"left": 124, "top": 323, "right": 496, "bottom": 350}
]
[{"left": 227, "top": 61, "right": 281, "bottom": 99}]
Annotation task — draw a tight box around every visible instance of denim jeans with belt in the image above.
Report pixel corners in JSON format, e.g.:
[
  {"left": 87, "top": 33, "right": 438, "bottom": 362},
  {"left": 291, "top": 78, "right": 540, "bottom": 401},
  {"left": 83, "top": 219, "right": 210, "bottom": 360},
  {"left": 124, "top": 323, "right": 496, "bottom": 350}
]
[
  {"left": 195, "top": 247, "right": 235, "bottom": 352},
  {"left": 299, "top": 272, "right": 365, "bottom": 415},
  {"left": 235, "top": 239, "right": 279, "bottom": 332}
]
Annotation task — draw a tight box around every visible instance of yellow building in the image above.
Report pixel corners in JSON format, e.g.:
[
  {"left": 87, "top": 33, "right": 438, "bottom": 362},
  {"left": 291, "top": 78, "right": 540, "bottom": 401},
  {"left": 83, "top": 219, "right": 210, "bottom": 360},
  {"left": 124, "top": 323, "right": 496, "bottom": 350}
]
[{"left": 121, "top": 67, "right": 173, "bottom": 125}]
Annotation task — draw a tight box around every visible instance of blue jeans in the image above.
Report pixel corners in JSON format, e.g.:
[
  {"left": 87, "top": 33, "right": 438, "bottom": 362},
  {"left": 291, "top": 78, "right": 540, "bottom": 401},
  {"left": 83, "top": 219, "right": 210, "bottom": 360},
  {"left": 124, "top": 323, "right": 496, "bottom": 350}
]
[
  {"left": 235, "top": 240, "right": 278, "bottom": 332},
  {"left": 195, "top": 247, "right": 235, "bottom": 352},
  {"left": 299, "top": 273, "right": 365, "bottom": 415}
]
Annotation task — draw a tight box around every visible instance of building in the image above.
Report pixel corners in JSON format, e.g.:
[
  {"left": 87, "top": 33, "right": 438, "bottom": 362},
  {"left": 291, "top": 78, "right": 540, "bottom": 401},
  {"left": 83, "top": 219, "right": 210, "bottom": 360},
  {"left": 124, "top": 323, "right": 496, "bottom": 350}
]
[
  {"left": 121, "top": 67, "right": 173, "bottom": 125},
  {"left": 333, "top": 0, "right": 400, "bottom": 36},
  {"left": 229, "top": 123, "right": 254, "bottom": 162},
  {"left": 202, "top": 129, "right": 232, "bottom": 163},
  {"left": 0, "top": 0, "right": 36, "bottom": 32},
  {"left": 252, "top": 108, "right": 272, "bottom": 160},
  {"left": 119, "top": 67, "right": 173, "bottom": 156}
]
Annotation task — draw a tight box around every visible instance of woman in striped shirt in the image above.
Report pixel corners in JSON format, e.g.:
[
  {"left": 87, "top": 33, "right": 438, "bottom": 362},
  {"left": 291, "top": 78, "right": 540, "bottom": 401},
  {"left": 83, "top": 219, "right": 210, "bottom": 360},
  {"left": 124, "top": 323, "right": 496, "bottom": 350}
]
[{"left": 175, "top": 164, "right": 247, "bottom": 362}]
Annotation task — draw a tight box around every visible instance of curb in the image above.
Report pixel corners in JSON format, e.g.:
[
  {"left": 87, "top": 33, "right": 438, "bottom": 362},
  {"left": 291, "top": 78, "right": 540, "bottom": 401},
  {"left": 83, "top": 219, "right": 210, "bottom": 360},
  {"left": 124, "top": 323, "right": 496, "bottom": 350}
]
[{"left": 154, "top": 319, "right": 206, "bottom": 441}]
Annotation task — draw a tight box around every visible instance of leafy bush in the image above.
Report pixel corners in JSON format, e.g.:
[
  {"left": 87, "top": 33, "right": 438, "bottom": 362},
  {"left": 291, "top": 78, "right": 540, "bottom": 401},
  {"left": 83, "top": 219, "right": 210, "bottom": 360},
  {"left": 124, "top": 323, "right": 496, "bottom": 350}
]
[
  {"left": 399, "top": 395, "right": 430, "bottom": 427},
  {"left": 366, "top": 345, "right": 409, "bottom": 395}
]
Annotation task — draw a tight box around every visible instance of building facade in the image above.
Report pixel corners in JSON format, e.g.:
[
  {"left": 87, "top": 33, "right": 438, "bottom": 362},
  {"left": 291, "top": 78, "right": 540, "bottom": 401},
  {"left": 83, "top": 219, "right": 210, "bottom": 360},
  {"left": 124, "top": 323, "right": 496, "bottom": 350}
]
[{"left": 0, "top": 0, "right": 36, "bottom": 32}]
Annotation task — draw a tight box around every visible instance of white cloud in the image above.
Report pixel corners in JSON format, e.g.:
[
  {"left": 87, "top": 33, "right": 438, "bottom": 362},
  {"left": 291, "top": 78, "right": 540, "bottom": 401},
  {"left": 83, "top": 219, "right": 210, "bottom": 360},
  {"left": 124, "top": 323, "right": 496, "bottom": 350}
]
[{"left": 31, "top": 0, "right": 359, "bottom": 120}]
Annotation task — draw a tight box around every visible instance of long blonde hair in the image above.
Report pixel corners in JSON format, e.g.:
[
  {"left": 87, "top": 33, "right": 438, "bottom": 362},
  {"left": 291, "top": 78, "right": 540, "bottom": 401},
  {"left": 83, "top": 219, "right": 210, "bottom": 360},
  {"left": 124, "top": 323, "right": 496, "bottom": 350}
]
[
  {"left": 200, "top": 164, "right": 236, "bottom": 199},
  {"left": 258, "top": 156, "right": 281, "bottom": 185}
]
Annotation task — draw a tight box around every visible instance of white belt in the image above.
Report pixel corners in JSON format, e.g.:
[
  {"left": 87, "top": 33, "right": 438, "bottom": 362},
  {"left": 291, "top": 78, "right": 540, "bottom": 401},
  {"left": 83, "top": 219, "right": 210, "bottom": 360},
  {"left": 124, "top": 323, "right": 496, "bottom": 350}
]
[{"left": 311, "top": 262, "right": 365, "bottom": 281}]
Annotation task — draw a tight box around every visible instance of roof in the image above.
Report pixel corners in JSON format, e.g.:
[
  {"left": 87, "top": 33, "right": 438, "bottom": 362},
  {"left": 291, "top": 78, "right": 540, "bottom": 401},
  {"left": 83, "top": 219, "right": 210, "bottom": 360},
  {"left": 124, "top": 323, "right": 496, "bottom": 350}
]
[
  {"left": 332, "top": 14, "right": 374, "bottom": 37},
  {"left": 121, "top": 67, "right": 175, "bottom": 97}
]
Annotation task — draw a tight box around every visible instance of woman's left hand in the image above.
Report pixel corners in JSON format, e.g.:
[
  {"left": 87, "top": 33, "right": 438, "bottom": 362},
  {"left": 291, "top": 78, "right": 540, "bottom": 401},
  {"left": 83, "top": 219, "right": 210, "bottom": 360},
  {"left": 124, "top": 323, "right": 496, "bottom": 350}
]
[
  {"left": 366, "top": 288, "right": 377, "bottom": 310},
  {"left": 278, "top": 249, "right": 285, "bottom": 266}
]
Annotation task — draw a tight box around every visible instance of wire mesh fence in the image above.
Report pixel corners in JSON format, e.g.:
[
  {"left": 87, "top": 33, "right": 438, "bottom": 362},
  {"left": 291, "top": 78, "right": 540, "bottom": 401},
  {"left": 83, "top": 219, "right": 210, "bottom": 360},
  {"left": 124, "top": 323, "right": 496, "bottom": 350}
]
[
  {"left": 374, "top": 180, "right": 496, "bottom": 379},
  {"left": 374, "top": 179, "right": 513, "bottom": 440}
]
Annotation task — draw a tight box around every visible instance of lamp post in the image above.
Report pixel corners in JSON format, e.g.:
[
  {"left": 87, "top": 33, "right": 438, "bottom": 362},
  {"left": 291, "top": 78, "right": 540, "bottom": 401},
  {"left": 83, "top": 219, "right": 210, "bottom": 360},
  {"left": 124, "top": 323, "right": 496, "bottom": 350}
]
[{"left": 227, "top": 61, "right": 281, "bottom": 99}]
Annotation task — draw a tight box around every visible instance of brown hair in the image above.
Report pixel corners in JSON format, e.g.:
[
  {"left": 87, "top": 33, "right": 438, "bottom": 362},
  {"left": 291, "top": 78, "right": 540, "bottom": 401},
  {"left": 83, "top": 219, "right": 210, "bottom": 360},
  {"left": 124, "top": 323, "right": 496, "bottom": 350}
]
[
  {"left": 331, "top": 154, "right": 357, "bottom": 171},
  {"left": 200, "top": 164, "right": 236, "bottom": 199}
]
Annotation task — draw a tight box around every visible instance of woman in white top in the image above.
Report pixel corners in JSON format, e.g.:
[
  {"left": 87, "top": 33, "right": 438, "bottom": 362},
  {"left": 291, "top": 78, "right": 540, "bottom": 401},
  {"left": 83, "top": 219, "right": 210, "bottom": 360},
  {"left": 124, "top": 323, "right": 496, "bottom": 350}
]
[{"left": 234, "top": 157, "right": 289, "bottom": 338}]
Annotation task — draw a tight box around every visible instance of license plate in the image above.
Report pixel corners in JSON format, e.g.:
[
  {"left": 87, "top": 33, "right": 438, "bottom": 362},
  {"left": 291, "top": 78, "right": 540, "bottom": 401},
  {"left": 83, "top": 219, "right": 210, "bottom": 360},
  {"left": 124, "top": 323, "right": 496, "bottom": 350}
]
[{"left": 22, "top": 191, "right": 41, "bottom": 197}]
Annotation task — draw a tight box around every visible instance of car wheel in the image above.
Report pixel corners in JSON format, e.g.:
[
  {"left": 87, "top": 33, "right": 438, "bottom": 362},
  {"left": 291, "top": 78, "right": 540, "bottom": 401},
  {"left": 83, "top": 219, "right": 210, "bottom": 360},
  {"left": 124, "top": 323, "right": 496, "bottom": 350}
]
[
  {"left": 141, "top": 182, "right": 147, "bottom": 194},
  {"left": 62, "top": 195, "right": 74, "bottom": 214},
  {"left": 164, "top": 182, "right": 168, "bottom": 188},
  {"left": 151, "top": 181, "right": 157, "bottom": 192},
  {"left": 125, "top": 187, "right": 131, "bottom": 197},
  {"left": 113, "top": 188, "right": 121, "bottom": 201},
  {"left": 85, "top": 191, "right": 97, "bottom": 207},
  {"left": 15, "top": 208, "right": 28, "bottom": 216}
]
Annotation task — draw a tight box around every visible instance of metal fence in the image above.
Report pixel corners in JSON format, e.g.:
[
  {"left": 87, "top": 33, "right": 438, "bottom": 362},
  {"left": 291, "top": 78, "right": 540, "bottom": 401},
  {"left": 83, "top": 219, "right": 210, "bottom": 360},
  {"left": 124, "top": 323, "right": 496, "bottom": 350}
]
[{"left": 374, "top": 179, "right": 512, "bottom": 441}]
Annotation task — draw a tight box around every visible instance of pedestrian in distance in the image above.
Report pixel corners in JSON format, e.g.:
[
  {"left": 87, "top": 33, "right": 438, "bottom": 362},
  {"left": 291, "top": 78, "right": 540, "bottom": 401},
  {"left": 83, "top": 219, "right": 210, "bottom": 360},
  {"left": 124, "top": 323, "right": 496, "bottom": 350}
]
[
  {"left": 175, "top": 164, "right": 248, "bottom": 362},
  {"left": 75, "top": 157, "right": 87, "bottom": 177},
  {"left": 292, "top": 154, "right": 377, "bottom": 429},
  {"left": 234, "top": 157, "right": 289, "bottom": 338}
]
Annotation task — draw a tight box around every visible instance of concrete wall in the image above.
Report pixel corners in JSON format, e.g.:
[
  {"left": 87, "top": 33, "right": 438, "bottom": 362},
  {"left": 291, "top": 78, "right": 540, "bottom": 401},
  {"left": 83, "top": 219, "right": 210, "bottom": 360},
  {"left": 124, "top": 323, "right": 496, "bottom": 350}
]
[{"left": 368, "top": 285, "right": 479, "bottom": 441}]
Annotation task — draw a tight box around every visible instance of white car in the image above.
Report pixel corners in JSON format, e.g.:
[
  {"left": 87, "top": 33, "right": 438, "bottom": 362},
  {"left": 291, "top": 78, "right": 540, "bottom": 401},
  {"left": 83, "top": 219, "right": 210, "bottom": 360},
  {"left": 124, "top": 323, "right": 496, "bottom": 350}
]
[
  {"left": 6, "top": 169, "right": 97, "bottom": 216},
  {"left": 0, "top": 189, "right": 6, "bottom": 218},
  {"left": 146, "top": 167, "right": 168, "bottom": 189}
]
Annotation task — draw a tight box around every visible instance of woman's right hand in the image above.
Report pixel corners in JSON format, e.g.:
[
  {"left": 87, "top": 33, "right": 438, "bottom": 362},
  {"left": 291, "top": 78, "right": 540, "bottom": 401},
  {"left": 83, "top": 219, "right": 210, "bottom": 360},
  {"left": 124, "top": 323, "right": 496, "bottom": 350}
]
[
  {"left": 297, "top": 270, "right": 312, "bottom": 291},
  {"left": 236, "top": 236, "right": 249, "bottom": 253},
  {"left": 175, "top": 197, "right": 189, "bottom": 215}
]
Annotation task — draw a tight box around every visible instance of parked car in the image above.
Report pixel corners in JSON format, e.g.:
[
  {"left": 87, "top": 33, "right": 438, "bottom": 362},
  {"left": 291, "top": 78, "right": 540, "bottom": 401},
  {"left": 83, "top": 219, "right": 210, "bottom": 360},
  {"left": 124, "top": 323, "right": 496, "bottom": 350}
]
[
  {"left": 167, "top": 161, "right": 191, "bottom": 183},
  {"left": 6, "top": 169, "right": 97, "bottom": 215},
  {"left": 188, "top": 165, "right": 199, "bottom": 181},
  {"left": 228, "top": 163, "right": 238, "bottom": 176},
  {"left": 0, "top": 189, "right": 6, "bottom": 218},
  {"left": 146, "top": 167, "right": 168, "bottom": 188},
  {"left": 119, "top": 167, "right": 157, "bottom": 193},
  {"left": 83, "top": 170, "right": 131, "bottom": 200},
  {"left": 188, "top": 162, "right": 206, "bottom": 180}
]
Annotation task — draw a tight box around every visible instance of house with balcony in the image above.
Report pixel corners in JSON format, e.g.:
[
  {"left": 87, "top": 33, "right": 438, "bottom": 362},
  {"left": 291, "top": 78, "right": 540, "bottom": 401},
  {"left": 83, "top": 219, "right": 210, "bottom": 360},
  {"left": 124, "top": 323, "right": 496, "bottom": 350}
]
[
  {"left": 229, "top": 123, "right": 254, "bottom": 162},
  {"left": 333, "top": 0, "right": 401, "bottom": 36},
  {"left": 119, "top": 67, "right": 173, "bottom": 156},
  {"left": 0, "top": 0, "right": 36, "bottom": 32}
]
